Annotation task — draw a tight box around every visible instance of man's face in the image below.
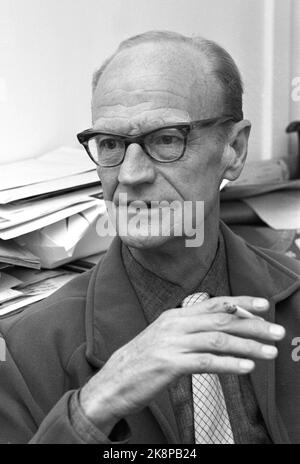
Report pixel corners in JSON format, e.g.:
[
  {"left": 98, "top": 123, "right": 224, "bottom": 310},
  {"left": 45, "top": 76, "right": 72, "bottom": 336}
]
[{"left": 92, "top": 42, "right": 230, "bottom": 249}]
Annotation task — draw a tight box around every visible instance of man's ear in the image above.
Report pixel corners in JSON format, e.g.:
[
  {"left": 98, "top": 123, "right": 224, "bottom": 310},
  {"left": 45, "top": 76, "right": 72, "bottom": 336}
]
[{"left": 222, "top": 120, "right": 251, "bottom": 181}]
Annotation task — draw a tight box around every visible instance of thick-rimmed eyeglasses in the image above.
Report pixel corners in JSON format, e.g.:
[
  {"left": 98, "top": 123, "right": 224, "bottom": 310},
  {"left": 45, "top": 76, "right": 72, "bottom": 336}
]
[{"left": 77, "top": 116, "right": 239, "bottom": 168}]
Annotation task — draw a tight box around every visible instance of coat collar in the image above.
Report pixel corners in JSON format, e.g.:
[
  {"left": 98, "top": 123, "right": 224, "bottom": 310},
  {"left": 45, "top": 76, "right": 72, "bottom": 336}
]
[{"left": 85, "top": 221, "right": 300, "bottom": 443}]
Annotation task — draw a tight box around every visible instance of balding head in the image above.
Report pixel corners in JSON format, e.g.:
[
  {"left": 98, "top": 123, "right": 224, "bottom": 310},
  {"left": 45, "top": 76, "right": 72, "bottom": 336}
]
[
  {"left": 92, "top": 31, "right": 244, "bottom": 123},
  {"left": 92, "top": 40, "right": 226, "bottom": 129}
]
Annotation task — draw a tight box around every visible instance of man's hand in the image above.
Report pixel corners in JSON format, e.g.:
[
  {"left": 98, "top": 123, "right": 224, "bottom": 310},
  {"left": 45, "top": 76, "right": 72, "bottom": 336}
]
[{"left": 79, "top": 296, "right": 285, "bottom": 433}]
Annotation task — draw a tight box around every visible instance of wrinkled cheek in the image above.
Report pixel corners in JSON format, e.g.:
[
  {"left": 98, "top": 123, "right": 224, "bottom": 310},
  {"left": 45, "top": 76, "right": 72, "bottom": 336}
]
[
  {"left": 199, "top": 157, "right": 225, "bottom": 197},
  {"left": 184, "top": 160, "right": 222, "bottom": 202}
]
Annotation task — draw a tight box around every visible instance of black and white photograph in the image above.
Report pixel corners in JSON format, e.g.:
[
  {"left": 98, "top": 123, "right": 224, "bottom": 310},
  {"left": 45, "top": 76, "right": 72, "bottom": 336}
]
[{"left": 0, "top": 0, "right": 300, "bottom": 449}]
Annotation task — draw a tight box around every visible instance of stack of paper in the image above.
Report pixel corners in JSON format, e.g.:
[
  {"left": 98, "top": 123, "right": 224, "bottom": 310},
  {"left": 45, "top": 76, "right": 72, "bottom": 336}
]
[
  {"left": 17, "top": 202, "right": 113, "bottom": 268},
  {"left": 0, "top": 186, "right": 102, "bottom": 240},
  {"left": 0, "top": 239, "right": 40, "bottom": 269},
  {"left": 0, "top": 268, "right": 78, "bottom": 317},
  {"left": 0, "top": 146, "right": 100, "bottom": 204},
  {"left": 0, "top": 146, "right": 112, "bottom": 316}
]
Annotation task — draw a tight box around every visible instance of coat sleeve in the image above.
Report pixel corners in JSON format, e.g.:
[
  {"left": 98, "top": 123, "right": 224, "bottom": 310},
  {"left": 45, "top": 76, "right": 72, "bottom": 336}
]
[
  {"left": 0, "top": 328, "right": 130, "bottom": 444},
  {"left": 0, "top": 330, "right": 90, "bottom": 443}
]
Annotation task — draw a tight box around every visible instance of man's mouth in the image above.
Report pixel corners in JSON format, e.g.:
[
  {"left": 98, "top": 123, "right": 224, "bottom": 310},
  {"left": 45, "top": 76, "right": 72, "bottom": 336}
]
[
  {"left": 127, "top": 201, "right": 153, "bottom": 213},
  {"left": 116, "top": 200, "right": 154, "bottom": 209}
]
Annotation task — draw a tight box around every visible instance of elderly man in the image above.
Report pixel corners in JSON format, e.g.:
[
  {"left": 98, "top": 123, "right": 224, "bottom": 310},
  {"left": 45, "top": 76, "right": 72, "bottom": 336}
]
[{"left": 0, "top": 31, "right": 300, "bottom": 444}]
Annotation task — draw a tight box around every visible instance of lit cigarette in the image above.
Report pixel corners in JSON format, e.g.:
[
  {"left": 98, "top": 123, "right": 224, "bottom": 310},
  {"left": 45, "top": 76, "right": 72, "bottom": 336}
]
[
  {"left": 224, "top": 302, "right": 264, "bottom": 320},
  {"left": 235, "top": 305, "right": 263, "bottom": 320}
]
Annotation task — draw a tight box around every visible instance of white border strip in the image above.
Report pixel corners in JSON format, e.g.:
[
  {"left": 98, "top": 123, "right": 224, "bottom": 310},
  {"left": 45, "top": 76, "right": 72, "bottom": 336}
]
[{"left": 262, "top": 0, "right": 275, "bottom": 160}]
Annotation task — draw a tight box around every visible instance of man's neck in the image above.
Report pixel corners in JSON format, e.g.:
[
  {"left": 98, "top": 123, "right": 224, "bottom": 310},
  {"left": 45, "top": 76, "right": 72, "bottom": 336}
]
[{"left": 128, "top": 215, "right": 220, "bottom": 293}]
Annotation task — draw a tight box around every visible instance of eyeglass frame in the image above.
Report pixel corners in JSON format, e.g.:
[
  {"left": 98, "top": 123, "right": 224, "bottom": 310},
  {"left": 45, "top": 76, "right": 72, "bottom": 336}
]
[{"left": 77, "top": 115, "right": 240, "bottom": 168}]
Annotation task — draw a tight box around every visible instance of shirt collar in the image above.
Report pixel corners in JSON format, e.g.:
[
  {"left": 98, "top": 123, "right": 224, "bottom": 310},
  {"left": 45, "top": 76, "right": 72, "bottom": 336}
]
[{"left": 121, "top": 232, "right": 230, "bottom": 324}]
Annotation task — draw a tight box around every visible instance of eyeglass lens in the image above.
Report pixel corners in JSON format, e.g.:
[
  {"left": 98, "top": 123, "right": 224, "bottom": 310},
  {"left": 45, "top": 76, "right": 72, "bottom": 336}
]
[{"left": 87, "top": 127, "right": 186, "bottom": 166}]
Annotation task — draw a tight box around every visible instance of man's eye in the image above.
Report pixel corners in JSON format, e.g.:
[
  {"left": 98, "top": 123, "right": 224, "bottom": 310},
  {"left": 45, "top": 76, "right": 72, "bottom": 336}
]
[
  {"left": 99, "top": 138, "right": 118, "bottom": 150},
  {"left": 156, "top": 135, "right": 182, "bottom": 145}
]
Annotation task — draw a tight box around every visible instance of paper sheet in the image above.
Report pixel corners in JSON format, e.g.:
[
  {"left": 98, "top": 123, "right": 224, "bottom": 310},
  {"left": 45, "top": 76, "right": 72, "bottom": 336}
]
[
  {"left": 0, "top": 294, "right": 48, "bottom": 316},
  {"left": 4, "top": 269, "right": 66, "bottom": 289},
  {"left": 0, "top": 272, "right": 77, "bottom": 316},
  {"left": 0, "top": 147, "right": 95, "bottom": 191},
  {"left": 0, "top": 263, "right": 10, "bottom": 270},
  {"left": 0, "top": 186, "right": 101, "bottom": 229},
  {"left": 18, "top": 203, "right": 112, "bottom": 268},
  {"left": 0, "top": 273, "right": 22, "bottom": 291},
  {"left": 221, "top": 179, "right": 300, "bottom": 201},
  {"left": 0, "top": 198, "right": 101, "bottom": 240},
  {"left": 0, "top": 238, "right": 40, "bottom": 268},
  {"left": 0, "top": 171, "right": 100, "bottom": 204},
  {"left": 244, "top": 190, "right": 300, "bottom": 230},
  {"left": 0, "top": 288, "right": 23, "bottom": 304}
]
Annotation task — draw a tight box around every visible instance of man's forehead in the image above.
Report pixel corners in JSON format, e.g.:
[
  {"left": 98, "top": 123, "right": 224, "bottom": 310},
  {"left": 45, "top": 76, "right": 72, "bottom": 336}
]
[
  {"left": 92, "top": 42, "right": 224, "bottom": 126},
  {"left": 94, "top": 42, "right": 208, "bottom": 96}
]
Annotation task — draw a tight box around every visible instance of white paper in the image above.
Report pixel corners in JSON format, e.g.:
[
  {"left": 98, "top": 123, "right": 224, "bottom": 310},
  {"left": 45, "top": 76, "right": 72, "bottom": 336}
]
[
  {"left": 42, "top": 204, "right": 106, "bottom": 252},
  {"left": 0, "top": 147, "right": 95, "bottom": 191},
  {"left": 0, "top": 238, "right": 40, "bottom": 268},
  {"left": 0, "top": 199, "right": 101, "bottom": 240},
  {"left": 0, "top": 186, "right": 102, "bottom": 229},
  {"left": 222, "top": 179, "right": 300, "bottom": 201},
  {"left": 0, "top": 273, "right": 77, "bottom": 316},
  {"left": 0, "top": 288, "right": 23, "bottom": 304},
  {"left": 19, "top": 204, "right": 112, "bottom": 268},
  {"left": 0, "top": 294, "right": 48, "bottom": 316},
  {"left": 11, "top": 269, "right": 68, "bottom": 288},
  {"left": 0, "top": 273, "right": 22, "bottom": 291},
  {"left": 0, "top": 171, "right": 100, "bottom": 204},
  {"left": 244, "top": 190, "right": 300, "bottom": 230}
]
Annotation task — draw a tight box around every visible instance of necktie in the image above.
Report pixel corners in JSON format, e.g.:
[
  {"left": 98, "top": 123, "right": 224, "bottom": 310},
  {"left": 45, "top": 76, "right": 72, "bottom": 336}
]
[{"left": 182, "top": 292, "right": 234, "bottom": 444}]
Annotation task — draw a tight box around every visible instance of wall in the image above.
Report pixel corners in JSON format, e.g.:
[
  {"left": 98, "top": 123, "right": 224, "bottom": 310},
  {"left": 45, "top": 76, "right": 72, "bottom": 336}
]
[
  {"left": 0, "top": 0, "right": 294, "bottom": 164},
  {"left": 0, "top": 0, "right": 95, "bottom": 162},
  {"left": 289, "top": 0, "right": 300, "bottom": 167}
]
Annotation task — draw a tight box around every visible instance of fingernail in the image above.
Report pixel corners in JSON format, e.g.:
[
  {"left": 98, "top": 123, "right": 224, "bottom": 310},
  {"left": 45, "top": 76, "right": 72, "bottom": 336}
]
[
  {"left": 253, "top": 298, "right": 269, "bottom": 309},
  {"left": 239, "top": 360, "right": 255, "bottom": 372},
  {"left": 262, "top": 345, "right": 278, "bottom": 358},
  {"left": 269, "top": 324, "right": 285, "bottom": 338}
]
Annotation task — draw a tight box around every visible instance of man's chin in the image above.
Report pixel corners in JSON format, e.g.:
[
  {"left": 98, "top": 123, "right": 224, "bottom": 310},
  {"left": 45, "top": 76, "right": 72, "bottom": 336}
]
[{"left": 118, "top": 231, "right": 172, "bottom": 250}]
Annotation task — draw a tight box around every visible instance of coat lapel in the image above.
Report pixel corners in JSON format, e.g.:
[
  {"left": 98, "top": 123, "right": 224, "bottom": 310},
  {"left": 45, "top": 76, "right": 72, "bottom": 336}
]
[
  {"left": 221, "top": 222, "right": 300, "bottom": 443},
  {"left": 85, "top": 235, "right": 180, "bottom": 443}
]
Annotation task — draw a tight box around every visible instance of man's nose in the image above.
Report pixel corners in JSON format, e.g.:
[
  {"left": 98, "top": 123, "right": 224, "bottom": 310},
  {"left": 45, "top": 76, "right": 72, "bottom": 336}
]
[{"left": 117, "top": 143, "right": 156, "bottom": 186}]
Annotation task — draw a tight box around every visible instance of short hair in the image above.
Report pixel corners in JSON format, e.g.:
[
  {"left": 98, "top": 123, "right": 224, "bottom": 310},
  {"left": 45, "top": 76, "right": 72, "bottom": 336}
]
[{"left": 92, "top": 30, "right": 244, "bottom": 121}]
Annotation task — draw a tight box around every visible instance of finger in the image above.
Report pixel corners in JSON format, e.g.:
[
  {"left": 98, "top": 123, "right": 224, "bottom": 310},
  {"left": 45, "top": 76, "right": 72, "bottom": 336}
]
[
  {"left": 180, "top": 353, "right": 255, "bottom": 375},
  {"left": 180, "top": 312, "right": 285, "bottom": 342},
  {"left": 183, "top": 331, "right": 278, "bottom": 360},
  {"left": 179, "top": 295, "right": 270, "bottom": 317}
]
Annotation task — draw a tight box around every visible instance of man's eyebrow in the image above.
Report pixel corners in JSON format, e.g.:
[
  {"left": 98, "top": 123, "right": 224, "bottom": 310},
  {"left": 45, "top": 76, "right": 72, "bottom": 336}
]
[{"left": 91, "top": 122, "right": 193, "bottom": 137}]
